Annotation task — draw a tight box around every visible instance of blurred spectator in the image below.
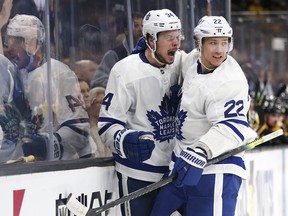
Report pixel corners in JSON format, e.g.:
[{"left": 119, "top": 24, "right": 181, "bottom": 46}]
[
  {"left": 248, "top": 0, "right": 265, "bottom": 13},
  {"left": 89, "top": 87, "right": 104, "bottom": 124},
  {"left": 77, "top": 24, "right": 107, "bottom": 63},
  {"left": 78, "top": 79, "right": 111, "bottom": 157},
  {"left": 79, "top": 78, "right": 91, "bottom": 110},
  {"left": 89, "top": 86, "right": 111, "bottom": 157},
  {"left": 90, "top": 11, "right": 143, "bottom": 88},
  {"left": 257, "top": 99, "right": 288, "bottom": 145},
  {"left": 241, "top": 62, "right": 261, "bottom": 100},
  {"left": 73, "top": 59, "right": 98, "bottom": 84},
  {"left": 249, "top": 98, "right": 260, "bottom": 131},
  {"left": 11, "top": 0, "right": 39, "bottom": 17},
  {"left": 281, "top": 109, "right": 288, "bottom": 137},
  {"left": 260, "top": 69, "right": 274, "bottom": 97}
]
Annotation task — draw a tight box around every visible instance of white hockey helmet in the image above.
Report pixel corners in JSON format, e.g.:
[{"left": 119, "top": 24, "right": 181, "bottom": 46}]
[
  {"left": 142, "top": 9, "right": 182, "bottom": 41},
  {"left": 194, "top": 16, "right": 233, "bottom": 52},
  {"left": 7, "top": 14, "right": 45, "bottom": 50}
]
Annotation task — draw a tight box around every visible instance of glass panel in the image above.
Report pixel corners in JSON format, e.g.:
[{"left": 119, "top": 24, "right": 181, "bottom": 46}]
[
  {"left": 231, "top": 11, "right": 288, "bottom": 87},
  {"left": 0, "top": 0, "right": 287, "bottom": 168}
]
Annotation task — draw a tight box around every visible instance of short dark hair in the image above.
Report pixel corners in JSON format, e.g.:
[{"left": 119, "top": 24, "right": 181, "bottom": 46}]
[{"left": 123, "top": 11, "right": 144, "bottom": 29}]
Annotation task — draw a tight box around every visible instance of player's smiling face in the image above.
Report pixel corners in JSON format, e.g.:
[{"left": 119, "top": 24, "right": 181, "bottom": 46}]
[
  {"left": 201, "top": 37, "right": 229, "bottom": 70},
  {"left": 154, "top": 30, "right": 181, "bottom": 64}
]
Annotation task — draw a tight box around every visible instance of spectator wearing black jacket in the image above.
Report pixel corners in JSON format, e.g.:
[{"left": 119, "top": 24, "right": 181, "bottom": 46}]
[{"left": 90, "top": 12, "right": 143, "bottom": 88}]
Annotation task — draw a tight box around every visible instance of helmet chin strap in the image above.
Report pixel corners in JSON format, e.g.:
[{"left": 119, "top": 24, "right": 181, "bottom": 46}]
[
  {"left": 23, "top": 46, "right": 41, "bottom": 72},
  {"left": 147, "top": 40, "right": 166, "bottom": 66},
  {"left": 197, "top": 47, "right": 214, "bottom": 72},
  {"left": 25, "top": 43, "right": 40, "bottom": 57},
  {"left": 200, "top": 59, "right": 214, "bottom": 71}
]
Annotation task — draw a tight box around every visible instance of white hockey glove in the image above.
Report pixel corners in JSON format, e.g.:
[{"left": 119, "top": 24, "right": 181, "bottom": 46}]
[
  {"left": 114, "top": 129, "right": 155, "bottom": 163},
  {"left": 171, "top": 147, "right": 207, "bottom": 187}
]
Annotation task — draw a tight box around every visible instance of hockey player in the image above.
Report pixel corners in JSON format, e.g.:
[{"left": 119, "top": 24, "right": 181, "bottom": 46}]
[
  {"left": 0, "top": 53, "right": 23, "bottom": 163},
  {"left": 151, "top": 16, "right": 257, "bottom": 215},
  {"left": 98, "top": 9, "right": 185, "bottom": 216},
  {"left": 1, "top": 14, "right": 92, "bottom": 162}
]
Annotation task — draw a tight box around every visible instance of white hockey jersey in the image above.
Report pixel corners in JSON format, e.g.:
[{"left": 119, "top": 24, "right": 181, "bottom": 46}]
[
  {"left": 173, "top": 49, "right": 256, "bottom": 179},
  {"left": 0, "top": 54, "right": 18, "bottom": 163},
  {"left": 23, "top": 59, "right": 92, "bottom": 158},
  {"left": 98, "top": 51, "right": 186, "bottom": 182},
  {"left": 0, "top": 54, "right": 14, "bottom": 105}
]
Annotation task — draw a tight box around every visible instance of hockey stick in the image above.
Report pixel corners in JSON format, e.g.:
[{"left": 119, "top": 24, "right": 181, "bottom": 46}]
[{"left": 66, "top": 129, "right": 283, "bottom": 216}]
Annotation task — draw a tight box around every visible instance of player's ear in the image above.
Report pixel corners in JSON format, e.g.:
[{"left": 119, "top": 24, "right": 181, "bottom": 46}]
[
  {"left": 194, "top": 36, "right": 200, "bottom": 50},
  {"left": 146, "top": 35, "right": 154, "bottom": 49}
]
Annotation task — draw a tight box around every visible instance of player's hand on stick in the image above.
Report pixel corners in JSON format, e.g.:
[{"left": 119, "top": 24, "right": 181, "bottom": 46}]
[
  {"left": 114, "top": 129, "right": 155, "bottom": 162},
  {"left": 171, "top": 147, "right": 207, "bottom": 187}
]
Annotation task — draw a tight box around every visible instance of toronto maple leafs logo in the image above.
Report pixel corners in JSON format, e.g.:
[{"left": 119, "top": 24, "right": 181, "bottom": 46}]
[
  {"left": 175, "top": 109, "right": 187, "bottom": 141},
  {"left": 145, "top": 12, "right": 151, "bottom": 21},
  {"left": 146, "top": 94, "right": 177, "bottom": 142}
]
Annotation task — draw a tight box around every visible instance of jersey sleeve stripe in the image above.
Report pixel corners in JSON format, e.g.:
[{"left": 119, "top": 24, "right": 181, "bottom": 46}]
[
  {"left": 98, "top": 117, "right": 126, "bottom": 135},
  {"left": 60, "top": 118, "right": 90, "bottom": 137},
  {"left": 60, "top": 118, "right": 89, "bottom": 125},
  {"left": 218, "top": 121, "right": 245, "bottom": 141},
  {"left": 64, "top": 125, "right": 89, "bottom": 137},
  {"left": 225, "top": 119, "right": 249, "bottom": 127}
]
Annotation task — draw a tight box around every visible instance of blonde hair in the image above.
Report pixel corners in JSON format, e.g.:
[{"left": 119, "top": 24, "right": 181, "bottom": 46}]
[{"left": 90, "top": 87, "right": 105, "bottom": 102}]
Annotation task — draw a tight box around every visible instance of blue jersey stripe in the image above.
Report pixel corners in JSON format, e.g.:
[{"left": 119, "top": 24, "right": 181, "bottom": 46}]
[
  {"left": 60, "top": 118, "right": 90, "bottom": 137},
  {"left": 98, "top": 117, "right": 126, "bottom": 135},
  {"left": 219, "top": 121, "right": 245, "bottom": 141},
  {"left": 114, "top": 153, "right": 169, "bottom": 174},
  {"left": 225, "top": 118, "right": 249, "bottom": 127}
]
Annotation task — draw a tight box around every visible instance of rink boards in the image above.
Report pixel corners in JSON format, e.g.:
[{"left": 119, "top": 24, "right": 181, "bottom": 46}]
[{"left": 0, "top": 146, "right": 287, "bottom": 216}]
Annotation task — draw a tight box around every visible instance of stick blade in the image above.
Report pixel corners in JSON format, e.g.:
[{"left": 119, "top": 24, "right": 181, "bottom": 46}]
[{"left": 66, "top": 193, "right": 89, "bottom": 216}]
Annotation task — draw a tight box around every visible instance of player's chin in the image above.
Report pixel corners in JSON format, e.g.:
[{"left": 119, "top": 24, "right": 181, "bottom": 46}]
[
  {"left": 212, "top": 58, "right": 224, "bottom": 66},
  {"left": 166, "top": 54, "right": 176, "bottom": 63},
  {"left": 165, "top": 58, "right": 175, "bottom": 64}
]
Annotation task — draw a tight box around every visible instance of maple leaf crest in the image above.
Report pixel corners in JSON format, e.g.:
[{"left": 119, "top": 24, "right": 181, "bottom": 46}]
[
  {"left": 146, "top": 94, "right": 176, "bottom": 142},
  {"left": 175, "top": 109, "right": 187, "bottom": 141}
]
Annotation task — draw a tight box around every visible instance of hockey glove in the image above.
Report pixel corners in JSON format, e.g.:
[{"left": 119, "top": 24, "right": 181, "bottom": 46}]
[
  {"left": 114, "top": 129, "right": 155, "bottom": 162},
  {"left": 131, "top": 36, "right": 147, "bottom": 54},
  {"left": 172, "top": 147, "right": 207, "bottom": 187},
  {"left": 22, "top": 133, "right": 63, "bottom": 160}
]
